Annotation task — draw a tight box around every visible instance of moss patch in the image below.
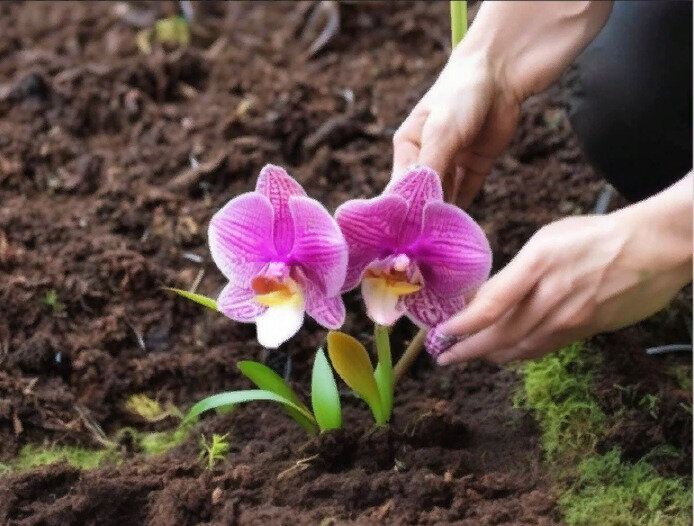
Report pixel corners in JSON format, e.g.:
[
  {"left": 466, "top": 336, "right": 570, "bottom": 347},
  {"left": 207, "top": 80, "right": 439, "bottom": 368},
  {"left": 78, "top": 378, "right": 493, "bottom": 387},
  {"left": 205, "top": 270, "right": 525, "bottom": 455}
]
[
  {"left": 14, "top": 443, "right": 120, "bottom": 471},
  {"left": 517, "top": 343, "right": 692, "bottom": 525},
  {"left": 514, "top": 342, "right": 605, "bottom": 459},
  {"left": 562, "top": 448, "right": 691, "bottom": 526}
]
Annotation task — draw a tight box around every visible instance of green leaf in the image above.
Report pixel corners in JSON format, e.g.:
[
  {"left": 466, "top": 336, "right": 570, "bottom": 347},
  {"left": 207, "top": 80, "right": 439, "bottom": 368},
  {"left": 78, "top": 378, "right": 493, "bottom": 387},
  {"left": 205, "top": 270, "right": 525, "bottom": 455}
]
[
  {"left": 164, "top": 287, "right": 218, "bottom": 312},
  {"left": 238, "top": 361, "right": 317, "bottom": 435},
  {"left": 311, "top": 348, "right": 342, "bottom": 431},
  {"left": 374, "top": 325, "right": 393, "bottom": 422},
  {"left": 184, "top": 390, "right": 317, "bottom": 428},
  {"left": 327, "top": 331, "right": 384, "bottom": 424}
]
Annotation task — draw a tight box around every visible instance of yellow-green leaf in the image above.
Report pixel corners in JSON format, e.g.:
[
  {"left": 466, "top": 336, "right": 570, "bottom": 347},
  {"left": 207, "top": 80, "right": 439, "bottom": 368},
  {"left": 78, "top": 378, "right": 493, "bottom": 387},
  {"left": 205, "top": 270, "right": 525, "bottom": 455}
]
[
  {"left": 327, "top": 331, "right": 384, "bottom": 424},
  {"left": 164, "top": 287, "right": 218, "bottom": 312}
]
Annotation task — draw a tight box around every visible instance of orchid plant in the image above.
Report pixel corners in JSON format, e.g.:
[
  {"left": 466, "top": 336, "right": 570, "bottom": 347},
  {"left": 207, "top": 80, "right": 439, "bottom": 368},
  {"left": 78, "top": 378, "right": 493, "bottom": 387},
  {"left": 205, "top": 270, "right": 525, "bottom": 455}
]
[
  {"left": 171, "top": 160, "right": 490, "bottom": 434},
  {"left": 170, "top": 2, "right": 476, "bottom": 435}
]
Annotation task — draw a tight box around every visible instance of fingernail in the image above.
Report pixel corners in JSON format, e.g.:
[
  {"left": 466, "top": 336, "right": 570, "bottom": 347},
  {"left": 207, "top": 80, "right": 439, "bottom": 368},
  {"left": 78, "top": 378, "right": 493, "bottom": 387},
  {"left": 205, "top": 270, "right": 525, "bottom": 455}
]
[{"left": 426, "top": 325, "right": 458, "bottom": 359}]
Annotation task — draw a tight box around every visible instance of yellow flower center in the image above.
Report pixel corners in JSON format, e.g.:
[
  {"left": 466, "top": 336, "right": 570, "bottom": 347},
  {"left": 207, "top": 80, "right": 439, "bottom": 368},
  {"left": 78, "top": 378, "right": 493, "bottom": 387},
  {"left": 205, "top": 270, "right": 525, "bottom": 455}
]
[
  {"left": 252, "top": 275, "right": 302, "bottom": 307},
  {"left": 364, "top": 268, "right": 421, "bottom": 297}
]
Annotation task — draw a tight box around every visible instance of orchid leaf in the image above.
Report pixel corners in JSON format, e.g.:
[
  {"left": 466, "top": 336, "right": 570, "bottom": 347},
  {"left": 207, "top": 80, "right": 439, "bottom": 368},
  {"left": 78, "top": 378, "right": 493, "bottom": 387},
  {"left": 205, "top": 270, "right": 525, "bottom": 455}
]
[
  {"left": 374, "top": 325, "right": 393, "bottom": 422},
  {"left": 184, "top": 390, "right": 316, "bottom": 428},
  {"left": 326, "top": 331, "right": 384, "bottom": 424},
  {"left": 238, "top": 361, "right": 317, "bottom": 434},
  {"left": 311, "top": 348, "right": 341, "bottom": 431},
  {"left": 164, "top": 287, "right": 218, "bottom": 312}
]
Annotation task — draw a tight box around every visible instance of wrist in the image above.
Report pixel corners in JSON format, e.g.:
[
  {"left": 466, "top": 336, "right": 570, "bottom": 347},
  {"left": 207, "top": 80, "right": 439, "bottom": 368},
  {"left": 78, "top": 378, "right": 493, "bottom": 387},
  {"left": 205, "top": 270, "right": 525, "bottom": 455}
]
[
  {"left": 450, "top": 30, "right": 518, "bottom": 106},
  {"left": 611, "top": 180, "right": 693, "bottom": 284}
]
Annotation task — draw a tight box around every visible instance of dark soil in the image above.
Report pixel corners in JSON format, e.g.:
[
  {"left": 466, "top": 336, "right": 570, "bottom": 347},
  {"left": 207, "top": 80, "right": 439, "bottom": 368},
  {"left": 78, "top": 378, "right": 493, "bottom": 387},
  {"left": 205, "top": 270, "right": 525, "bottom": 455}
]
[{"left": 0, "top": 2, "right": 689, "bottom": 525}]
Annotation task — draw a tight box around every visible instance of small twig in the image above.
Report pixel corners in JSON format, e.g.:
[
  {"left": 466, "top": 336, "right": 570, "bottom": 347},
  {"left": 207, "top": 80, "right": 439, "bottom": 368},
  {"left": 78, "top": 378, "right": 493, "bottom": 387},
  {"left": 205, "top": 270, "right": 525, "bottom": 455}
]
[
  {"left": 302, "top": 1, "right": 340, "bottom": 57},
  {"left": 183, "top": 252, "right": 204, "bottom": 264},
  {"left": 75, "top": 405, "right": 117, "bottom": 449},
  {"left": 124, "top": 315, "right": 146, "bottom": 352},
  {"left": 276, "top": 454, "right": 319, "bottom": 481},
  {"left": 189, "top": 268, "right": 205, "bottom": 293},
  {"left": 178, "top": 1, "right": 195, "bottom": 23}
]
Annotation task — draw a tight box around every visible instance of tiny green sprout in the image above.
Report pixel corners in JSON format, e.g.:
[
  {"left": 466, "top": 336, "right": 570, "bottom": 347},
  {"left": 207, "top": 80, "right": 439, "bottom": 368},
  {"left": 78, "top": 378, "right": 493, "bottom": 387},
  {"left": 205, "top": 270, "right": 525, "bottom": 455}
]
[
  {"left": 638, "top": 393, "right": 659, "bottom": 419},
  {"left": 40, "top": 289, "right": 65, "bottom": 313},
  {"left": 199, "top": 433, "right": 230, "bottom": 469},
  {"left": 136, "top": 15, "right": 190, "bottom": 55}
]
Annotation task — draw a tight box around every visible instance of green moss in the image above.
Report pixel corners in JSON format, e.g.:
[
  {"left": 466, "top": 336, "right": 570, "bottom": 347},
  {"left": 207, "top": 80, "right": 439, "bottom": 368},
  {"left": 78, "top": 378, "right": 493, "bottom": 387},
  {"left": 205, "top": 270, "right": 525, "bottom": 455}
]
[
  {"left": 138, "top": 427, "right": 190, "bottom": 455},
  {"left": 14, "top": 444, "right": 120, "bottom": 471},
  {"left": 667, "top": 364, "right": 693, "bottom": 391},
  {"left": 516, "top": 343, "right": 692, "bottom": 525},
  {"left": 561, "top": 449, "right": 691, "bottom": 526},
  {"left": 514, "top": 342, "right": 605, "bottom": 458}
]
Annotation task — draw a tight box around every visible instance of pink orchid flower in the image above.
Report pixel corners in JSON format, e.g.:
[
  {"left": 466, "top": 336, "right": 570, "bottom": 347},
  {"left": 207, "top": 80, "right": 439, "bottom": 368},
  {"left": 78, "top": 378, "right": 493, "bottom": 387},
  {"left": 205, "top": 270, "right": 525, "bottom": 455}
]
[
  {"left": 335, "top": 166, "right": 491, "bottom": 332},
  {"left": 209, "top": 165, "right": 348, "bottom": 348}
]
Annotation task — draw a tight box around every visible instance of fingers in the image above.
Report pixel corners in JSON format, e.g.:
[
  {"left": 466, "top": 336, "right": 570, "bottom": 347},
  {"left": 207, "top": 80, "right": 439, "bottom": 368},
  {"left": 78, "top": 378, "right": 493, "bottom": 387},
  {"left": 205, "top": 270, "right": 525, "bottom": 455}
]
[
  {"left": 440, "top": 247, "right": 543, "bottom": 338},
  {"left": 392, "top": 107, "right": 428, "bottom": 179},
  {"left": 436, "top": 280, "right": 561, "bottom": 365},
  {"left": 418, "top": 110, "right": 461, "bottom": 178},
  {"left": 455, "top": 169, "right": 486, "bottom": 209}
]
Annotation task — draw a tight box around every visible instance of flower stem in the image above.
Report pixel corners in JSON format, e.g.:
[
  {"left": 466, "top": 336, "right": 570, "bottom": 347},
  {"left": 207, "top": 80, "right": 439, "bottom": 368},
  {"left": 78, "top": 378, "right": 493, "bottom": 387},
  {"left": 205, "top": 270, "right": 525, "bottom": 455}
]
[
  {"left": 393, "top": 328, "right": 427, "bottom": 385},
  {"left": 373, "top": 324, "right": 393, "bottom": 421},
  {"left": 450, "top": 1, "right": 467, "bottom": 48}
]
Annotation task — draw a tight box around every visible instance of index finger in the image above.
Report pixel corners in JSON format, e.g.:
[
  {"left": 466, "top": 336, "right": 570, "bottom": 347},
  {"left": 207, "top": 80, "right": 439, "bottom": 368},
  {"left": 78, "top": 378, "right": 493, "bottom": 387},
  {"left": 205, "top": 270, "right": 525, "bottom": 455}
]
[
  {"left": 392, "top": 108, "right": 428, "bottom": 180},
  {"left": 440, "top": 248, "right": 542, "bottom": 337}
]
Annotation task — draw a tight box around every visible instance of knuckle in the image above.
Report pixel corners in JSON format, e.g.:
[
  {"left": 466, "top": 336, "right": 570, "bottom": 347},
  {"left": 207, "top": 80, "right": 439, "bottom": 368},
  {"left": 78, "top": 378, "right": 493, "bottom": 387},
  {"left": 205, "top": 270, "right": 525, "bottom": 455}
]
[
  {"left": 392, "top": 126, "right": 407, "bottom": 147},
  {"left": 424, "top": 112, "right": 452, "bottom": 137}
]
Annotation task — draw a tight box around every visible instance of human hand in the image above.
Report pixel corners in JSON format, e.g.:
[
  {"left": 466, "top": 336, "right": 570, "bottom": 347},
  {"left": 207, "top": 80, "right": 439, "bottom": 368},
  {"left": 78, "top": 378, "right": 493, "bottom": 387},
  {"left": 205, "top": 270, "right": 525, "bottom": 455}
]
[
  {"left": 435, "top": 175, "right": 693, "bottom": 365},
  {"left": 391, "top": 1, "right": 613, "bottom": 208},
  {"left": 391, "top": 45, "right": 520, "bottom": 208}
]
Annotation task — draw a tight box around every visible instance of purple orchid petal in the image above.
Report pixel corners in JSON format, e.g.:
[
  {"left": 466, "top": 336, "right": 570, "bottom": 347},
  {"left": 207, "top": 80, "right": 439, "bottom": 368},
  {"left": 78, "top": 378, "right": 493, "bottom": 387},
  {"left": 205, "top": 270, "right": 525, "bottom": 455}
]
[
  {"left": 414, "top": 201, "right": 492, "bottom": 297},
  {"left": 385, "top": 166, "right": 443, "bottom": 246},
  {"left": 217, "top": 283, "right": 267, "bottom": 322},
  {"left": 288, "top": 196, "right": 348, "bottom": 298},
  {"left": 209, "top": 193, "right": 276, "bottom": 286},
  {"left": 335, "top": 195, "right": 408, "bottom": 291},
  {"left": 404, "top": 287, "right": 465, "bottom": 328},
  {"left": 304, "top": 284, "right": 345, "bottom": 329},
  {"left": 255, "top": 164, "right": 307, "bottom": 256}
]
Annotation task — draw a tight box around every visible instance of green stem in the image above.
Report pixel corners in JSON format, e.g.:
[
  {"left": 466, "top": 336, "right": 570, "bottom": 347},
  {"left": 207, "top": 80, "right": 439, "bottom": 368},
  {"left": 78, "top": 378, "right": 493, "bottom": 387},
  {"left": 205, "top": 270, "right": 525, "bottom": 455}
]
[
  {"left": 374, "top": 324, "right": 393, "bottom": 422},
  {"left": 393, "top": 328, "right": 428, "bottom": 385},
  {"left": 450, "top": 1, "right": 467, "bottom": 48}
]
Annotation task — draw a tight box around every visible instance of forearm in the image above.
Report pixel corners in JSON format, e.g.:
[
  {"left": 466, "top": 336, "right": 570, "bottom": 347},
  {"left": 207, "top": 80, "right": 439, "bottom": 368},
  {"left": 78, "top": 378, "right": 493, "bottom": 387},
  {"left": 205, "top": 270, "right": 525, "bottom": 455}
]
[
  {"left": 613, "top": 173, "right": 693, "bottom": 284},
  {"left": 458, "top": 1, "right": 613, "bottom": 102}
]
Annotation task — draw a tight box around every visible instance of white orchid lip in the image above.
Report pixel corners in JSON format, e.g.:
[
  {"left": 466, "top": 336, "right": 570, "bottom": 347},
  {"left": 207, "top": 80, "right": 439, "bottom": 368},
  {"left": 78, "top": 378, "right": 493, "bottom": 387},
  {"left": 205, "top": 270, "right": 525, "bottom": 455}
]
[
  {"left": 360, "top": 255, "right": 422, "bottom": 326},
  {"left": 251, "top": 268, "right": 305, "bottom": 348}
]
